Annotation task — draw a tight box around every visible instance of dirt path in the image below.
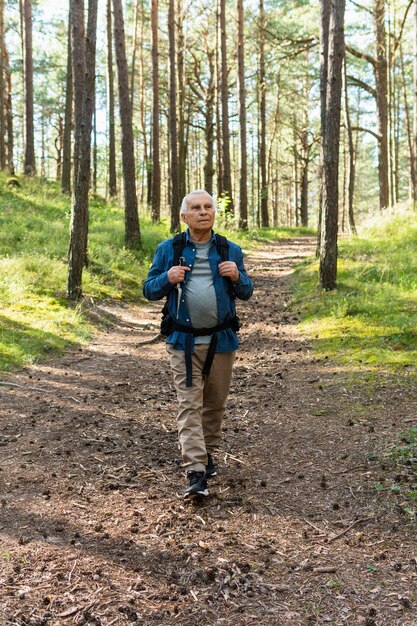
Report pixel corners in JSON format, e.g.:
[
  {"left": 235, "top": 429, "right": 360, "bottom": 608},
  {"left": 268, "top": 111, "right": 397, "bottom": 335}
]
[{"left": 0, "top": 238, "right": 416, "bottom": 626}]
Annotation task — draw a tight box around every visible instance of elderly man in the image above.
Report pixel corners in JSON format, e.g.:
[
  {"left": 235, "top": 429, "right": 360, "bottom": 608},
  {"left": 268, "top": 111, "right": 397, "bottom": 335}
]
[{"left": 143, "top": 190, "right": 253, "bottom": 499}]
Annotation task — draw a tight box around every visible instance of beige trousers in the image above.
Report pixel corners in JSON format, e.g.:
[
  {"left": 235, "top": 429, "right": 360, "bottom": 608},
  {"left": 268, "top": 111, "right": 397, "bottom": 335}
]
[{"left": 167, "top": 344, "right": 236, "bottom": 472}]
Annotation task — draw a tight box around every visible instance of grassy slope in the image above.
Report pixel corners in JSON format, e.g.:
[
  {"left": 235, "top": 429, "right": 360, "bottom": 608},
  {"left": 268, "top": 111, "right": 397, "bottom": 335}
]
[
  {"left": 294, "top": 210, "right": 417, "bottom": 376},
  {"left": 0, "top": 175, "right": 314, "bottom": 372}
]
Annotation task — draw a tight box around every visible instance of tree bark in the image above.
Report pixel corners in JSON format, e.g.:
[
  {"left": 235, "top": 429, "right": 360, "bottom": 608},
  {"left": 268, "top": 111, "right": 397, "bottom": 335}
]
[
  {"left": 151, "top": 0, "right": 161, "bottom": 220},
  {"left": 68, "top": 0, "right": 98, "bottom": 300},
  {"left": 343, "top": 55, "right": 357, "bottom": 235},
  {"left": 168, "top": 0, "right": 180, "bottom": 231},
  {"left": 177, "top": 0, "right": 186, "bottom": 203},
  {"left": 413, "top": 0, "right": 417, "bottom": 203},
  {"left": 373, "top": 0, "right": 389, "bottom": 209},
  {"left": 259, "top": 0, "right": 268, "bottom": 226},
  {"left": 317, "top": 0, "right": 331, "bottom": 256},
  {"left": 219, "top": 0, "right": 234, "bottom": 213},
  {"left": 23, "top": 0, "right": 36, "bottom": 176},
  {"left": 203, "top": 48, "right": 215, "bottom": 195},
  {"left": 319, "top": 0, "right": 345, "bottom": 290},
  {"left": 113, "top": 0, "right": 142, "bottom": 248},
  {"left": 61, "top": 4, "right": 73, "bottom": 195},
  {"left": 237, "top": 0, "right": 248, "bottom": 229},
  {"left": 107, "top": 0, "right": 117, "bottom": 198},
  {"left": 5, "top": 51, "right": 14, "bottom": 175},
  {"left": 0, "top": 0, "right": 6, "bottom": 170}
]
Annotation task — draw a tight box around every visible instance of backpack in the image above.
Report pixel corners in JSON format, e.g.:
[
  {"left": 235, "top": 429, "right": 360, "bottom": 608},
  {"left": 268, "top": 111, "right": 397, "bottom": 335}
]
[{"left": 160, "top": 232, "right": 236, "bottom": 336}]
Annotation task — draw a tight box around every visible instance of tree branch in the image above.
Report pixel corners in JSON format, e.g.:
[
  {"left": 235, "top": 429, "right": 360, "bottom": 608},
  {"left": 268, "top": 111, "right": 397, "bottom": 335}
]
[
  {"left": 347, "top": 74, "right": 377, "bottom": 98},
  {"left": 351, "top": 125, "right": 381, "bottom": 141},
  {"left": 345, "top": 44, "right": 376, "bottom": 67},
  {"left": 349, "top": 0, "right": 373, "bottom": 16},
  {"left": 393, "top": 0, "right": 413, "bottom": 55}
]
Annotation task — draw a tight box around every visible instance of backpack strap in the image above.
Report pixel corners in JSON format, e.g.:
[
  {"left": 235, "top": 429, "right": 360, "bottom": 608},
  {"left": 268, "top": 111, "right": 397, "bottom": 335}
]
[
  {"left": 214, "top": 233, "right": 235, "bottom": 299},
  {"left": 172, "top": 231, "right": 186, "bottom": 266},
  {"left": 214, "top": 233, "right": 229, "bottom": 262}
]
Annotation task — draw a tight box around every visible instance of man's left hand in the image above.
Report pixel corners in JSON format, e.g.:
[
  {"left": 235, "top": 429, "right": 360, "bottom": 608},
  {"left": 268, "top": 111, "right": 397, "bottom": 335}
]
[{"left": 218, "top": 261, "right": 239, "bottom": 283}]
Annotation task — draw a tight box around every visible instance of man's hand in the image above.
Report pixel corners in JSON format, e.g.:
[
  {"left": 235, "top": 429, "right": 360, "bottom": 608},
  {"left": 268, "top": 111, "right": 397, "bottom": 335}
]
[
  {"left": 167, "top": 265, "right": 190, "bottom": 285},
  {"left": 218, "top": 261, "right": 239, "bottom": 283}
]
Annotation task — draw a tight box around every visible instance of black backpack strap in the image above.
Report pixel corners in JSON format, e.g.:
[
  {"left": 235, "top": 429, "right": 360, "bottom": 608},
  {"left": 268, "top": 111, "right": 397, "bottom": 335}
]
[
  {"left": 215, "top": 233, "right": 229, "bottom": 262},
  {"left": 172, "top": 231, "right": 186, "bottom": 266},
  {"left": 215, "top": 233, "right": 236, "bottom": 299}
]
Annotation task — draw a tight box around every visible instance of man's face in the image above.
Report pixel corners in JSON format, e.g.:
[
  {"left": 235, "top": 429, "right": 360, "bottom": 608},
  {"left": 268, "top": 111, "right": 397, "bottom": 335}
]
[{"left": 181, "top": 193, "right": 216, "bottom": 231}]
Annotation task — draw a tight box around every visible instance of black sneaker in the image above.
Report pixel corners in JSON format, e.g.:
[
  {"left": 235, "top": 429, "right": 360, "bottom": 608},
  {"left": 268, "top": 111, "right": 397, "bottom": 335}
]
[
  {"left": 206, "top": 453, "right": 217, "bottom": 479},
  {"left": 184, "top": 471, "right": 209, "bottom": 499}
]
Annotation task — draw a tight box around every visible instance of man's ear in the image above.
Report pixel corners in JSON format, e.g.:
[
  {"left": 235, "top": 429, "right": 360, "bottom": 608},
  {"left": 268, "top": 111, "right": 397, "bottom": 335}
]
[{"left": 181, "top": 213, "right": 188, "bottom": 224}]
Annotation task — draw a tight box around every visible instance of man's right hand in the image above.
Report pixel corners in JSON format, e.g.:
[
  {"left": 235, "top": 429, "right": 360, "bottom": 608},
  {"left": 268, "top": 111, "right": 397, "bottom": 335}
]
[{"left": 167, "top": 265, "right": 190, "bottom": 285}]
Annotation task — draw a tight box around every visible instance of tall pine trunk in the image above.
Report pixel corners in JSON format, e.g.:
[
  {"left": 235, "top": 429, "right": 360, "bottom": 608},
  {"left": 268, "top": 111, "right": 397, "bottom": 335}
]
[
  {"left": 220, "top": 0, "right": 234, "bottom": 214},
  {"left": 107, "top": 0, "right": 117, "bottom": 197},
  {"left": 237, "top": 0, "right": 248, "bottom": 229},
  {"left": 113, "top": 0, "right": 142, "bottom": 248},
  {"left": 343, "top": 55, "right": 357, "bottom": 234},
  {"left": 259, "top": 0, "right": 268, "bottom": 226},
  {"left": 0, "top": 0, "right": 6, "bottom": 170},
  {"left": 151, "top": 0, "right": 161, "bottom": 220},
  {"left": 61, "top": 5, "right": 73, "bottom": 195},
  {"left": 374, "top": 0, "right": 389, "bottom": 209},
  {"left": 68, "top": 0, "right": 98, "bottom": 300},
  {"left": 319, "top": 0, "right": 345, "bottom": 290},
  {"left": 5, "top": 51, "right": 14, "bottom": 175},
  {"left": 317, "top": 0, "right": 331, "bottom": 256},
  {"left": 168, "top": 0, "right": 180, "bottom": 231},
  {"left": 177, "top": 0, "right": 186, "bottom": 203},
  {"left": 23, "top": 0, "right": 36, "bottom": 176}
]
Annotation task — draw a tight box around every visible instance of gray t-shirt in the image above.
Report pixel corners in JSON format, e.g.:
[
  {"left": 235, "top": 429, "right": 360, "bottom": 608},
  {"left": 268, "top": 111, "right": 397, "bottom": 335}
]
[{"left": 184, "top": 240, "right": 218, "bottom": 344}]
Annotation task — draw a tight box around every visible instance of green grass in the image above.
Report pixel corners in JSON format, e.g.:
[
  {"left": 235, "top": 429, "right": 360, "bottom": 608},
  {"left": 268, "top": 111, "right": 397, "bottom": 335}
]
[
  {"left": 0, "top": 174, "right": 310, "bottom": 372},
  {"left": 293, "top": 210, "right": 417, "bottom": 373}
]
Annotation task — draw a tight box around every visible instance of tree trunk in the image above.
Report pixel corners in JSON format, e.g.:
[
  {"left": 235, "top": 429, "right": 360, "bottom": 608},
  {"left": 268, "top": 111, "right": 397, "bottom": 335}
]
[
  {"left": 168, "top": 0, "right": 180, "bottom": 231},
  {"left": 413, "top": 0, "right": 417, "bottom": 203},
  {"left": 216, "top": 1, "right": 223, "bottom": 196},
  {"left": 374, "top": 0, "right": 389, "bottom": 209},
  {"left": 319, "top": 0, "right": 345, "bottom": 290},
  {"left": 107, "top": 0, "right": 117, "bottom": 197},
  {"left": 317, "top": 0, "right": 331, "bottom": 256},
  {"left": 259, "top": 0, "right": 268, "bottom": 227},
  {"left": 237, "top": 0, "right": 248, "bottom": 229},
  {"left": 23, "top": 0, "right": 36, "bottom": 176},
  {"left": 92, "top": 91, "right": 97, "bottom": 194},
  {"left": 62, "top": 5, "right": 73, "bottom": 195},
  {"left": 151, "top": 0, "right": 161, "bottom": 220},
  {"left": 113, "top": 0, "right": 142, "bottom": 248},
  {"left": 0, "top": 0, "right": 6, "bottom": 170},
  {"left": 203, "top": 48, "right": 215, "bottom": 195},
  {"left": 300, "top": 63, "right": 309, "bottom": 227},
  {"left": 130, "top": 0, "right": 140, "bottom": 107},
  {"left": 177, "top": 0, "right": 186, "bottom": 203},
  {"left": 68, "top": 0, "right": 98, "bottom": 300},
  {"left": 343, "top": 55, "right": 357, "bottom": 235},
  {"left": 219, "top": 0, "right": 234, "bottom": 213},
  {"left": 400, "top": 42, "right": 415, "bottom": 201},
  {"left": 5, "top": 54, "right": 14, "bottom": 175}
]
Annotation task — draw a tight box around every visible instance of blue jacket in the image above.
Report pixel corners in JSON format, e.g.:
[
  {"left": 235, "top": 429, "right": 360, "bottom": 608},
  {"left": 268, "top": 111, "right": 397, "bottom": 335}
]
[{"left": 143, "top": 229, "right": 253, "bottom": 352}]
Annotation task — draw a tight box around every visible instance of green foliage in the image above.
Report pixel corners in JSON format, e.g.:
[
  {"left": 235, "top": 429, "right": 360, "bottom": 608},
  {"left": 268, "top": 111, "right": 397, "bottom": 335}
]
[{"left": 293, "top": 211, "right": 417, "bottom": 373}]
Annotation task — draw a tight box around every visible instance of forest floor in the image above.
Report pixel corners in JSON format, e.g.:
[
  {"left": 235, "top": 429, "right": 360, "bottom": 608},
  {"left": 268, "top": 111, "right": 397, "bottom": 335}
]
[{"left": 0, "top": 237, "right": 416, "bottom": 626}]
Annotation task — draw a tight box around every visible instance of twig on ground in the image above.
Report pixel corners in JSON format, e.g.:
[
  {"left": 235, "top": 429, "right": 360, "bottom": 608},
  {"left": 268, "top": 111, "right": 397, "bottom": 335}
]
[
  {"left": 136, "top": 334, "right": 164, "bottom": 346},
  {"left": 327, "top": 517, "right": 373, "bottom": 543}
]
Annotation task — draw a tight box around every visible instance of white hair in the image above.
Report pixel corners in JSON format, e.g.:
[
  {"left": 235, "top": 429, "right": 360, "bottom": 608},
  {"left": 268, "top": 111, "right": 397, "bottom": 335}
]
[{"left": 180, "top": 190, "right": 217, "bottom": 215}]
